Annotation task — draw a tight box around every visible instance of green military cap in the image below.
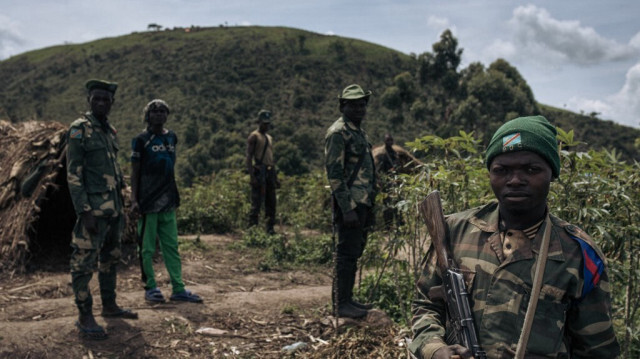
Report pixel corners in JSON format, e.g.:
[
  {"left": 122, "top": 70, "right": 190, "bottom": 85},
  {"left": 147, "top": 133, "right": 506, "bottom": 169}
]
[
  {"left": 257, "top": 109, "right": 272, "bottom": 123},
  {"left": 85, "top": 79, "right": 118, "bottom": 94},
  {"left": 485, "top": 115, "right": 560, "bottom": 178},
  {"left": 338, "top": 84, "right": 372, "bottom": 101}
]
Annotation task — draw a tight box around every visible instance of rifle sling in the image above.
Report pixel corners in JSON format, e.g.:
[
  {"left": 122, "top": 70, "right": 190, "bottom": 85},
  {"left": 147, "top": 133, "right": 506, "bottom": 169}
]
[
  {"left": 346, "top": 151, "right": 366, "bottom": 188},
  {"left": 514, "top": 214, "right": 552, "bottom": 359},
  {"left": 255, "top": 132, "right": 270, "bottom": 166}
]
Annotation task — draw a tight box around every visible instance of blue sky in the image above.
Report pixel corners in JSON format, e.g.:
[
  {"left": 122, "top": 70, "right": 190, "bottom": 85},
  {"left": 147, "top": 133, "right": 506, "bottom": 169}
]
[{"left": 1, "top": 0, "right": 639, "bottom": 128}]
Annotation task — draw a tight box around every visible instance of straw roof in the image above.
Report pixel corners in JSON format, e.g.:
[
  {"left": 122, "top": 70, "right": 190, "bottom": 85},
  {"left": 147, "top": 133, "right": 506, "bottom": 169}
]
[
  {"left": 0, "top": 120, "right": 139, "bottom": 272},
  {"left": 372, "top": 144, "right": 423, "bottom": 174},
  {"left": 0, "top": 120, "right": 71, "bottom": 271}
]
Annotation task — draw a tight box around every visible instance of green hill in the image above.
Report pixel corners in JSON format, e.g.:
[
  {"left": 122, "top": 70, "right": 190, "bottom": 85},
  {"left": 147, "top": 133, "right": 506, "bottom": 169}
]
[{"left": 0, "top": 26, "right": 638, "bottom": 184}]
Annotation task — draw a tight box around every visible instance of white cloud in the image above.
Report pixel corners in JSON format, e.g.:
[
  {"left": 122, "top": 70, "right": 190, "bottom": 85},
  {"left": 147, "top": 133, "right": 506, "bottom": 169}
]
[
  {"left": 508, "top": 5, "right": 638, "bottom": 66},
  {"left": 566, "top": 97, "right": 612, "bottom": 117},
  {"left": 606, "top": 62, "right": 640, "bottom": 127},
  {"left": 427, "top": 15, "right": 449, "bottom": 29},
  {"left": 630, "top": 31, "right": 640, "bottom": 49},
  {"left": 0, "top": 14, "right": 25, "bottom": 59},
  {"left": 567, "top": 62, "right": 640, "bottom": 127},
  {"left": 425, "top": 14, "right": 457, "bottom": 42},
  {"left": 484, "top": 39, "right": 516, "bottom": 61}
]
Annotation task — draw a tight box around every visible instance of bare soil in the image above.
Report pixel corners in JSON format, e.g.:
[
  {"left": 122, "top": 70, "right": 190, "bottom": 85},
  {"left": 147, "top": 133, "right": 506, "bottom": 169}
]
[{"left": 0, "top": 233, "right": 405, "bottom": 358}]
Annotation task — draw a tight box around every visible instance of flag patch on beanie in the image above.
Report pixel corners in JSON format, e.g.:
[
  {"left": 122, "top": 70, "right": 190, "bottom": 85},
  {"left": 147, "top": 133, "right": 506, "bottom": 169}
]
[
  {"left": 69, "top": 128, "right": 82, "bottom": 139},
  {"left": 502, "top": 133, "right": 521, "bottom": 149}
]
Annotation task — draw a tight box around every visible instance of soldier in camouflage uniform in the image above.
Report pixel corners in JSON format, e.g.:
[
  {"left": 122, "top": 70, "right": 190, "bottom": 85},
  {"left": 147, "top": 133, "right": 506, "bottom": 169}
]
[
  {"left": 324, "top": 84, "right": 377, "bottom": 318},
  {"left": 67, "top": 79, "right": 137, "bottom": 340},
  {"left": 409, "top": 116, "right": 620, "bottom": 358}
]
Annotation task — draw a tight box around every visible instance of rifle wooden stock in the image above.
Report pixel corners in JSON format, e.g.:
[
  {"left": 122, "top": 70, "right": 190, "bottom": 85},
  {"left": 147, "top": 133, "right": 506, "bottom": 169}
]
[
  {"left": 419, "top": 190, "right": 487, "bottom": 359},
  {"left": 419, "top": 190, "right": 451, "bottom": 273}
]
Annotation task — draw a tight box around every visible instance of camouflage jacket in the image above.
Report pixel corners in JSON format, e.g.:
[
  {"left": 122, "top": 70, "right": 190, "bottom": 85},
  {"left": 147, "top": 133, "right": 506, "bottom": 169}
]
[
  {"left": 409, "top": 202, "right": 620, "bottom": 359},
  {"left": 67, "top": 113, "right": 124, "bottom": 217},
  {"left": 324, "top": 116, "right": 376, "bottom": 212}
]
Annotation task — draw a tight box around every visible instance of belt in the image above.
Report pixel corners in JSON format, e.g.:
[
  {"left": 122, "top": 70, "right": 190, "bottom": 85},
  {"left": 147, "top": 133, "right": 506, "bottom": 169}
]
[{"left": 254, "top": 165, "right": 273, "bottom": 171}]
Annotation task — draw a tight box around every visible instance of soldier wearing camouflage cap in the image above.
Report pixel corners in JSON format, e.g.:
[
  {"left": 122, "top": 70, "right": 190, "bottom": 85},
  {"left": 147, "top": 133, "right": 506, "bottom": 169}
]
[
  {"left": 324, "top": 84, "right": 377, "bottom": 318},
  {"left": 246, "top": 109, "right": 280, "bottom": 234},
  {"left": 409, "top": 116, "right": 620, "bottom": 358},
  {"left": 67, "top": 79, "right": 137, "bottom": 339}
]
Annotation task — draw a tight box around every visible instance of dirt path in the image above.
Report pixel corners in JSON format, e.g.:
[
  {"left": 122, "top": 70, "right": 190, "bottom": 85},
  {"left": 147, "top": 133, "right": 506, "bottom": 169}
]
[{"left": 0, "top": 233, "right": 343, "bottom": 358}]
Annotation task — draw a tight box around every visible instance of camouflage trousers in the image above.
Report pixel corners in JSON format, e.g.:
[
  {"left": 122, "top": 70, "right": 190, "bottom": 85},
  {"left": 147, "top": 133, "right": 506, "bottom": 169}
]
[{"left": 70, "top": 214, "right": 124, "bottom": 315}]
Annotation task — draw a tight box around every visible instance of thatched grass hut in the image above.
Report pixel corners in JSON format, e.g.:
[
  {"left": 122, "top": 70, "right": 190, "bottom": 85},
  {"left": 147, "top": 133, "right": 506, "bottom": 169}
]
[
  {"left": 372, "top": 144, "right": 423, "bottom": 174},
  {"left": 0, "top": 120, "right": 137, "bottom": 273},
  {"left": 0, "top": 120, "right": 75, "bottom": 272}
]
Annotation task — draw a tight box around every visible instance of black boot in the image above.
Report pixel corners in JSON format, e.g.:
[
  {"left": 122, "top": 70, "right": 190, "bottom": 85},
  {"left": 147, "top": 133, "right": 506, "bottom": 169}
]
[
  {"left": 334, "top": 260, "right": 368, "bottom": 318},
  {"left": 350, "top": 299, "right": 374, "bottom": 310},
  {"left": 345, "top": 263, "right": 373, "bottom": 310},
  {"left": 337, "top": 301, "right": 367, "bottom": 318}
]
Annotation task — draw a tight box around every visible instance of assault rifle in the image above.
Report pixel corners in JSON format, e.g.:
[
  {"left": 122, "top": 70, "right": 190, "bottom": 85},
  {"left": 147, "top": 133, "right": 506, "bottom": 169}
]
[{"left": 418, "top": 191, "right": 487, "bottom": 359}]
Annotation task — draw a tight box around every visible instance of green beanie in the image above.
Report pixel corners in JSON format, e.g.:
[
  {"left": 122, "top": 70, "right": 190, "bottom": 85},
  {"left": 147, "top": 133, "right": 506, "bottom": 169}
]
[{"left": 485, "top": 115, "right": 560, "bottom": 177}]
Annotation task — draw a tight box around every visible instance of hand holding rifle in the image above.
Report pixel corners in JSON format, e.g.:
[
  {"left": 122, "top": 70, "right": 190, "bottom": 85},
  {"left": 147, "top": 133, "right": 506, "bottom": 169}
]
[{"left": 419, "top": 191, "right": 486, "bottom": 359}]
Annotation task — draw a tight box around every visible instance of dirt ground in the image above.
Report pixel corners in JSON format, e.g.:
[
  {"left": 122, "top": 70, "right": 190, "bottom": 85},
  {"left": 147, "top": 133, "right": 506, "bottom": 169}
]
[{"left": 0, "top": 232, "right": 407, "bottom": 358}]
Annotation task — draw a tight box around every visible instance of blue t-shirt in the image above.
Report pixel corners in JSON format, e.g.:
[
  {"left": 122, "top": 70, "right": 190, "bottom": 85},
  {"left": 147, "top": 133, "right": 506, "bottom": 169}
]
[{"left": 131, "top": 128, "right": 180, "bottom": 213}]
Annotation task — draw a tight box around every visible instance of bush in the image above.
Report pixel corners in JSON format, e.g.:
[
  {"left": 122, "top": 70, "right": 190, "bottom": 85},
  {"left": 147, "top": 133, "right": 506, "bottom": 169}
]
[{"left": 176, "top": 170, "right": 249, "bottom": 234}]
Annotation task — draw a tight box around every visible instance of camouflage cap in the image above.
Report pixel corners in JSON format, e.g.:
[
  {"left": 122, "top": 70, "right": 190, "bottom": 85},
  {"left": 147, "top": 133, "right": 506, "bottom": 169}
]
[
  {"left": 338, "top": 84, "right": 372, "bottom": 101},
  {"left": 257, "top": 109, "right": 272, "bottom": 123},
  {"left": 85, "top": 79, "right": 118, "bottom": 94}
]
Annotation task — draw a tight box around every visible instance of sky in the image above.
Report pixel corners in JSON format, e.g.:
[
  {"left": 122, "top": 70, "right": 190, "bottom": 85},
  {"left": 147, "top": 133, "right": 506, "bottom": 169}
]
[{"left": 1, "top": 0, "right": 639, "bottom": 128}]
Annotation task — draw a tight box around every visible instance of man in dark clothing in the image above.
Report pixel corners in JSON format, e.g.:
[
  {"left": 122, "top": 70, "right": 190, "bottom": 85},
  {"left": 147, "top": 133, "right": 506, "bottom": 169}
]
[
  {"left": 246, "top": 109, "right": 279, "bottom": 234},
  {"left": 376, "top": 133, "right": 404, "bottom": 229}
]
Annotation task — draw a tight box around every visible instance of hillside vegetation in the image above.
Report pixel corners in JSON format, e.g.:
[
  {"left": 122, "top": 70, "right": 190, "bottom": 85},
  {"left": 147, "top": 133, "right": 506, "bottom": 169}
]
[{"left": 0, "top": 25, "right": 638, "bottom": 185}]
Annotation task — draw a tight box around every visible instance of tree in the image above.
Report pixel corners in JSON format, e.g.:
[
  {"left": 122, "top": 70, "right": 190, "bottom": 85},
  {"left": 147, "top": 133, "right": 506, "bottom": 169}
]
[
  {"left": 432, "top": 29, "right": 462, "bottom": 73},
  {"left": 147, "top": 23, "right": 163, "bottom": 31},
  {"left": 274, "top": 140, "right": 309, "bottom": 176}
]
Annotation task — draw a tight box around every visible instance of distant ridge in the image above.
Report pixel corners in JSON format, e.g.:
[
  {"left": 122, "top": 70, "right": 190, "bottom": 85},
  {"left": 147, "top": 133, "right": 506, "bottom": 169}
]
[{"left": 1, "top": 26, "right": 637, "bottom": 183}]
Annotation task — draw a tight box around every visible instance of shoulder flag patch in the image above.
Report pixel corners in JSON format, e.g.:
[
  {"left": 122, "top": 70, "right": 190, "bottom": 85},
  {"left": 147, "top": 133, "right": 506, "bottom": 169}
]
[
  {"left": 570, "top": 235, "right": 604, "bottom": 298},
  {"left": 502, "top": 133, "right": 521, "bottom": 148},
  {"left": 69, "top": 128, "right": 82, "bottom": 139}
]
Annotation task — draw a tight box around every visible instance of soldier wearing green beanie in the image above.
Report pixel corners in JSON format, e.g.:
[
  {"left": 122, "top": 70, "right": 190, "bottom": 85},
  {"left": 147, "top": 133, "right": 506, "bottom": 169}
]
[{"left": 410, "top": 116, "right": 619, "bottom": 358}]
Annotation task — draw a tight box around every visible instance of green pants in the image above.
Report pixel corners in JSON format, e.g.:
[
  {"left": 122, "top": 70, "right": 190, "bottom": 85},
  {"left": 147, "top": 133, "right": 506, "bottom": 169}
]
[
  {"left": 138, "top": 211, "right": 184, "bottom": 294},
  {"left": 70, "top": 214, "right": 123, "bottom": 315}
]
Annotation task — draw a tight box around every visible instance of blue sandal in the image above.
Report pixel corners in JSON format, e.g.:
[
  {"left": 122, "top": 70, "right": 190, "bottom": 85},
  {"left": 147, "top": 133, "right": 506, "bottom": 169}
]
[
  {"left": 145, "top": 288, "right": 166, "bottom": 303},
  {"left": 170, "top": 289, "right": 203, "bottom": 303}
]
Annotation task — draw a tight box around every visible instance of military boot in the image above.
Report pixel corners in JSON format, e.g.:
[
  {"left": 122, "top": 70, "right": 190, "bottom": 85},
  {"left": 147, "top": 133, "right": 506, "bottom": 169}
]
[
  {"left": 335, "top": 262, "right": 368, "bottom": 318},
  {"left": 350, "top": 299, "right": 374, "bottom": 310},
  {"left": 337, "top": 301, "right": 367, "bottom": 318}
]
